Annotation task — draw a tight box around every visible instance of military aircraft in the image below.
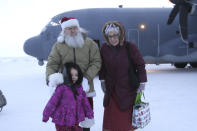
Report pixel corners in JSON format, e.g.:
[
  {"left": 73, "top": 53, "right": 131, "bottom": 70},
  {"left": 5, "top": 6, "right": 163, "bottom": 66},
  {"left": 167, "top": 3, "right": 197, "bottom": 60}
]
[{"left": 23, "top": 0, "right": 197, "bottom": 68}]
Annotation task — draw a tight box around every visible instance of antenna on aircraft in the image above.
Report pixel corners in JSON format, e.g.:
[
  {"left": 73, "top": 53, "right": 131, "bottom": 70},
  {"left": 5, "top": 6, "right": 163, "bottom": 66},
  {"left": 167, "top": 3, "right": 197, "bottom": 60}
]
[{"left": 119, "top": 5, "right": 123, "bottom": 8}]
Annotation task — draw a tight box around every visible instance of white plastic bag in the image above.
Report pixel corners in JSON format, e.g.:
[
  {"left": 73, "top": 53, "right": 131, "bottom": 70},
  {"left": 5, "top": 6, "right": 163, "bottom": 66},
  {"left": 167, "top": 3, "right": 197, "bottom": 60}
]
[{"left": 132, "top": 92, "right": 151, "bottom": 128}]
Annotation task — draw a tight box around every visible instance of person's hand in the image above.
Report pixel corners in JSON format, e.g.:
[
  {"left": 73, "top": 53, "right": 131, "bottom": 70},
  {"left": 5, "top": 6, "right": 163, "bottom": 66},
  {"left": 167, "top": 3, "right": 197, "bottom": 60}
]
[
  {"left": 82, "top": 77, "right": 90, "bottom": 92},
  {"left": 101, "top": 80, "right": 106, "bottom": 93},
  {"left": 137, "top": 83, "right": 145, "bottom": 93},
  {"left": 79, "top": 117, "right": 95, "bottom": 128}
]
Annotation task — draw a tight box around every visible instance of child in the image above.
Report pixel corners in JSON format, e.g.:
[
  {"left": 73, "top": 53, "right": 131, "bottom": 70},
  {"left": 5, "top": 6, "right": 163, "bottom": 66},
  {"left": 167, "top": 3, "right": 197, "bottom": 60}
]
[{"left": 42, "top": 62, "right": 94, "bottom": 131}]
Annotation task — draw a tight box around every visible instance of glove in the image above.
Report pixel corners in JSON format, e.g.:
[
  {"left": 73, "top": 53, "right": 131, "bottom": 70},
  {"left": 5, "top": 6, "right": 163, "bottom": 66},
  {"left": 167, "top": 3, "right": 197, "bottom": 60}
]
[
  {"left": 79, "top": 118, "right": 95, "bottom": 128},
  {"left": 82, "top": 77, "right": 90, "bottom": 92},
  {"left": 100, "top": 80, "right": 106, "bottom": 93},
  {"left": 137, "top": 83, "right": 146, "bottom": 93}
]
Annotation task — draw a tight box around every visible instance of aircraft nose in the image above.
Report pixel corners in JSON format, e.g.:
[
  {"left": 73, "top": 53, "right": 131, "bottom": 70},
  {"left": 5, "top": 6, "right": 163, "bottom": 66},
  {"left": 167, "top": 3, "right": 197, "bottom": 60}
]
[
  {"left": 24, "top": 36, "right": 41, "bottom": 56},
  {"left": 23, "top": 36, "right": 45, "bottom": 65}
]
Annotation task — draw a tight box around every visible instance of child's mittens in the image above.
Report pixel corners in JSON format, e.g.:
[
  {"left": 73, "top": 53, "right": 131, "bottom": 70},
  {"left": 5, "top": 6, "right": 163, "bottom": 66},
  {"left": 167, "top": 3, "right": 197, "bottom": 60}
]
[
  {"left": 79, "top": 117, "right": 95, "bottom": 128},
  {"left": 82, "top": 77, "right": 90, "bottom": 92}
]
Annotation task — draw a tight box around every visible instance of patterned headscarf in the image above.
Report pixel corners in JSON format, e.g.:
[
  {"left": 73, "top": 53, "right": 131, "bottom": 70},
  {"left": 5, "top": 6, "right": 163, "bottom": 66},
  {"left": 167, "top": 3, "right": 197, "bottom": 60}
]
[{"left": 104, "top": 23, "right": 120, "bottom": 35}]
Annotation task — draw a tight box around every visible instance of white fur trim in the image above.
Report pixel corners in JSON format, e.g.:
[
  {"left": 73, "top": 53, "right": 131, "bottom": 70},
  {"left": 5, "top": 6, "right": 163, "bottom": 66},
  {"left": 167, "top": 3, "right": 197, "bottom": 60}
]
[
  {"left": 48, "top": 73, "right": 64, "bottom": 95},
  {"left": 86, "top": 91, "right": 96, "bottom": 97},
  {"left": 57, "top": 31, "right": 64, "bottom": 43},
  {"left": 82, "top": 78, "right": 90, "bottom": 92},
  {"left": 48, "top": 73, "right": 64, "bottom": 88},
  {"left": 79, "top": 27, "right": 88, "bottom": 34},
  {"left": 79, "top": 118, "right": 95, "bottom": 128},
  {"left": 61, "top": 19, "right": 79, "bottom": 29},
  {"left": 49, "top": 86, "right": 56, "bottom": 96},
  {"left": 57, "top": 35, "right": 64, "bottom": 43}
]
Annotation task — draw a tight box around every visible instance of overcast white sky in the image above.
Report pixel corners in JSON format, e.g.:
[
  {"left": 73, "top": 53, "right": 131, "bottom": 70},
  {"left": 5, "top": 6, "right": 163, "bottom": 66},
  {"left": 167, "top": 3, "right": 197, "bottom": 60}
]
[{"left": 0, "top": 0, "right": 172, "bottom": 57}]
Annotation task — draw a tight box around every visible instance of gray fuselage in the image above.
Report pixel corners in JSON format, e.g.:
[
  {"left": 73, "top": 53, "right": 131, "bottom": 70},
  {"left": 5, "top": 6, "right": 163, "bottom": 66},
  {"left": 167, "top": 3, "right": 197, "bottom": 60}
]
[{"left": 23, "top": 8, "right": 197, "bottom": 65}]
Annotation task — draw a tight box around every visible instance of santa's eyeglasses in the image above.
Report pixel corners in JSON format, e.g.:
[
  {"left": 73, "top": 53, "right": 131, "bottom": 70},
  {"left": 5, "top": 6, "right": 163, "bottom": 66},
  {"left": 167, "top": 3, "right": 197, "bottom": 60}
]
[{"left": 65, "top": 26, "right": 78, "bottom": 31}]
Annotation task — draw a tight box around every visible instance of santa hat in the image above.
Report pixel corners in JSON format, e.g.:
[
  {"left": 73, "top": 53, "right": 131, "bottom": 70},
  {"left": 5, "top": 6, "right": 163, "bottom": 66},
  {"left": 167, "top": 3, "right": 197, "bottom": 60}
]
[{"left": 60, "top": 17, "right": 80, "bottom": 30}]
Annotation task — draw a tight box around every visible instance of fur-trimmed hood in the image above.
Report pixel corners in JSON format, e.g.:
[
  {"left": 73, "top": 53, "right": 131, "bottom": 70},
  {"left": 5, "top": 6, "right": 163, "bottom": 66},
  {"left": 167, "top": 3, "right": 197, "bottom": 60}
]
[
  {"left": 48, "top": 73, "right": 95, "bottom": 97},
  {"left": 102, "top": 21, "right": 126, "bottom": 46}
]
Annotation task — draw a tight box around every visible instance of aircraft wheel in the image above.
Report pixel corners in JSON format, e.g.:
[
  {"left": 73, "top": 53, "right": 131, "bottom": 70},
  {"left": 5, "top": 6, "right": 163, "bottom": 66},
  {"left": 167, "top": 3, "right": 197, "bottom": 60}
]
[
  {"left": 174, "top": 63, "right": 187, "bottom": 68},
  {"left": 190, "top": 62, "right": 197, "bottom": 68}
]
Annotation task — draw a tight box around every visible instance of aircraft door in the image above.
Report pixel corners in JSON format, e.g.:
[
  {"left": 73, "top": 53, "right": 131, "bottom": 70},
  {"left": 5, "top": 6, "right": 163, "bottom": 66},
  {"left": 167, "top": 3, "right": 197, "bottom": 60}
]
[{"left": 128, "top": 29, "right": 140, "bottom": 48}]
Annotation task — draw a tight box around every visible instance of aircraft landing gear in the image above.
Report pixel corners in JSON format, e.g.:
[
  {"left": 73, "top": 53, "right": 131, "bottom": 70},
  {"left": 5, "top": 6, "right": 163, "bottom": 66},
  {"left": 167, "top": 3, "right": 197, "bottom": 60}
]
[
  {"left": 174, "top": 62, "right": 187, "bottom": 68},
  {"left": 190, "top": 62, "right": 197, "bottom": 68}
]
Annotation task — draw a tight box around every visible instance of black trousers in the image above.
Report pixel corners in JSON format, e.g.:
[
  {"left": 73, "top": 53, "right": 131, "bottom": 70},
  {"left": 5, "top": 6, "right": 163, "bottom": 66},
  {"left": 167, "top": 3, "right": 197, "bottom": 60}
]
[
  {"left": 83, "top": 128, "right": 90, "bottom": 131},
  {"left": 83, "top": 97, "right": 93, "bottom": 131}
]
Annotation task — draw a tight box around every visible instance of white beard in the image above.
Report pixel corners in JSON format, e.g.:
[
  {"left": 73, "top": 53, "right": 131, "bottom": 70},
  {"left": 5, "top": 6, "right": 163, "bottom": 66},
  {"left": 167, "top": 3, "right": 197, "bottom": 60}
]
[{"left": 64, "top": 32, "right": 84, "bottom": 48}]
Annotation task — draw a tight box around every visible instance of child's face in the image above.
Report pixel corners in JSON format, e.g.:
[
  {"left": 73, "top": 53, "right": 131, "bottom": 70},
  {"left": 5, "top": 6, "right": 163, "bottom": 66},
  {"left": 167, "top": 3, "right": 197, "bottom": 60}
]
[{"left": 70, "top": 68, "right": 78, "bottom": 83}]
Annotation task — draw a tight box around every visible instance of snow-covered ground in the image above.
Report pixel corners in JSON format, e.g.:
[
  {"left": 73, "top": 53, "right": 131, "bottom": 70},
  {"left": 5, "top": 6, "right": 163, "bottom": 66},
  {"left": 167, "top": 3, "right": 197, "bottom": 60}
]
[{"left": 0, "top": 56, "right": 197, "bottom": 131}]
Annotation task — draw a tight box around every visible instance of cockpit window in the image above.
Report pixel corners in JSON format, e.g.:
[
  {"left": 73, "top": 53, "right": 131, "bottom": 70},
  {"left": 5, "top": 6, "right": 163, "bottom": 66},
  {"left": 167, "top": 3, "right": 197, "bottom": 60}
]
[
  {"left": 40, "top": 18, "right": 60, "bottom": 34},
  {"left": 50, "top": 21, "right": 59, "bottom": 26}
]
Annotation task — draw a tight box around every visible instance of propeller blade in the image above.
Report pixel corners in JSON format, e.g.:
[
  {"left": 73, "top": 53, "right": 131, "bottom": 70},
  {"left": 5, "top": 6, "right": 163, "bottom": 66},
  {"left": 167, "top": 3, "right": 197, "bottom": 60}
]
[
  {"left": 170, "top": 0, "right": 187, "bottom": 4},
  {"left": 179, "top": 3, "right": 192, "bottom": 41},
  {"left": 167, "top": 5, "right": 180, "bottom": 25}
]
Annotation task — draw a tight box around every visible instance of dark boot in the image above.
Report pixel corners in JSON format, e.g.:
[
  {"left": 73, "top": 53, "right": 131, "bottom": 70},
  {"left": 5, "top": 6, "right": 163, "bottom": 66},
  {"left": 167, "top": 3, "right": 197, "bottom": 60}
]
[{"left": 83, "top": 128, "right": 90, "bottom": 131}]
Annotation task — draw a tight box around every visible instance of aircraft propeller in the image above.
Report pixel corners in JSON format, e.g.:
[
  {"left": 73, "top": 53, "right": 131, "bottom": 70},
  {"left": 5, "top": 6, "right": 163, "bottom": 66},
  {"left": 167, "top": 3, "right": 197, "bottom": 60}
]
[{"left": 167, "top": 0, "right": 196, "bottom": 44}]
